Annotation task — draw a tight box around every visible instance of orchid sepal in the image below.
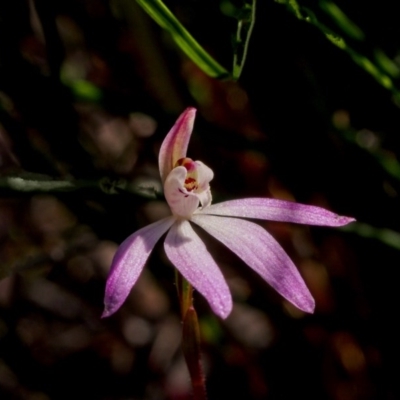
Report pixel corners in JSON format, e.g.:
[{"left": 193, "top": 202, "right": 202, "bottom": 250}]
[
  {"left": 159, "top": 107, "right": 196, "bottom": 183},
  {"left": 197, "top": 197, "right": 355, "bottom": 227},
  {"left": 102, "top": 216, "right": 175, "bottom": 318}
]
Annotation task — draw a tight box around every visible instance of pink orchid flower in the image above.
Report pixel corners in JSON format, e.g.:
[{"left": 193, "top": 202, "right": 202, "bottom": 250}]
[{"left": 103, "top": 108, "right": 354, "bottom": 319}]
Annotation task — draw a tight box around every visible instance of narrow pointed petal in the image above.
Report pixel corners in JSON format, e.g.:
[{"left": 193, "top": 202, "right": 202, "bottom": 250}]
[
  {"left": 103, "top": 217, "right": 175, "bottom": 317},
  {"left": 198, "top": 198, "right": 355, "bottom": 226},
  {"left": 159, "top": 108, "right": 196, "bottom": 183},
  {"left": 191, "top": 214, "right": 315, "bottom": 313},
  {"left": 164, "top": 220, "right": 232, "bottom": 318}
]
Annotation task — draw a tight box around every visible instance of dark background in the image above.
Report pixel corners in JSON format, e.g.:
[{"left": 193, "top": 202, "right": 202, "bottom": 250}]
[{"left": 1, "top": 0, "right": 399, "bottom": 399}]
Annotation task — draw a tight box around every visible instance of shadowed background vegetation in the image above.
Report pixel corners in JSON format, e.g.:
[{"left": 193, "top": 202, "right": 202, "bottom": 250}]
[{"left": 1, "top": 0, "right": 399, "bottom": 399}]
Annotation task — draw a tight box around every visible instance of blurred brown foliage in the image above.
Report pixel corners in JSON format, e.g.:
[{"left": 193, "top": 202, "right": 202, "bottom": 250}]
[{"left": 1, "top": 0, "right": 399, "bottom": 399}]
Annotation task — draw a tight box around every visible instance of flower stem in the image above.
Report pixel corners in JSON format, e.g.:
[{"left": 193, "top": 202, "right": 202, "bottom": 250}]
[{"left": 175, "top": 271, "right": 207, "bottom": 400}]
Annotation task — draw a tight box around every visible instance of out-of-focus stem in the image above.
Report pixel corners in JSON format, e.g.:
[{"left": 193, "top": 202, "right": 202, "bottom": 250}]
[{"left": 175, "top": 271, "right": 207, "bottom": 400}]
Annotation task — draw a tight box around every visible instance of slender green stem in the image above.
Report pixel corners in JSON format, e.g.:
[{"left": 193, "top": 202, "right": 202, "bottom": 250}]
[
  {"left": 175, "top": 269, "right": 193, "bottom": 317},
  {"left": 0, "top": 174, "right": 160, "bottom": 198},
  {"left": 232, "top": 0, "right": 257, "bottom": 80},
  {"left": 175, "top": 271, "right": 207, "bottom": 400}
]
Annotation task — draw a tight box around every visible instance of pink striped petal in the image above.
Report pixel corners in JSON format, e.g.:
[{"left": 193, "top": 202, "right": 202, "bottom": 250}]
[
  {"left": 164, "top": 220, "right": 232, "bottom": 318},
  {"left": 103, "top": 217, "right": 175, "bottom": 317},
  {"left": 198, "top": 198, "right": 355, "bottom": 226},
  {"left": 191, "top": 214, "right": 315, "bottom": 313},
  {"left": 159, "top": 108, "right": 196, "bottom": 183}
]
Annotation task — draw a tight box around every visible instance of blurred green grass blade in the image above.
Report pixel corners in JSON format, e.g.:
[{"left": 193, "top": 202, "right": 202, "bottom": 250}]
[
  {"left": 338, "top": 126, "right": 400, "bottom": 183},
  {"left": 343, "top": 222, "right": 400, "bottom": 251},
  {"left": 374, "top": 49, "right": 400, "bottom": 78},
  {"left": 136, "top": 0, "right": 230, "bottom": 79},
  {"left": 320, "top": 1, "right": 364, "bottom": 41},
  {"left": 275, "top": 0, "right": 302, "bottom": 18},
  {"left": 276, "top": 0, "right": 399, "bottom": 95},
  {"left": 347, "top": 49, "right": 394, "bottom": 90},
  {"left": 69, "top": 79, "right": 103, "bottom": 102},
  {"left": 232, "top": 0, "right": 256, "bottom": 80},
  {"left": 379, "top": 155, "right": 400, "bottom": 181}
]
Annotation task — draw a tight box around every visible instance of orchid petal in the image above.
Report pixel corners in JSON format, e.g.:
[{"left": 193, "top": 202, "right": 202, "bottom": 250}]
[
  {"left": 164, "top": 220, "right": 232, "bottom": 318},
  {"left": 159, "top": 108, "right": 196, "bottom": 183},
  {"left": 195, "top": 161, "right": 213, "bottom": 208},
  {"left": 191, "top": 214, "right": 315, "bottom": 313},
  {"left": 103, "top": 216, "right": 175, "bottom": 317},
  {"left": 164, "top": 166, "right": 200, "bottom": 218},
  {"left": 195, "top": 161, "right": 214, "bottom": 192},
  {"left": 198, "top": 198, "right": 355, "bottom": 226},
  {"left": 197, "top": 188, "right": 212, "bottom": 209}
]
